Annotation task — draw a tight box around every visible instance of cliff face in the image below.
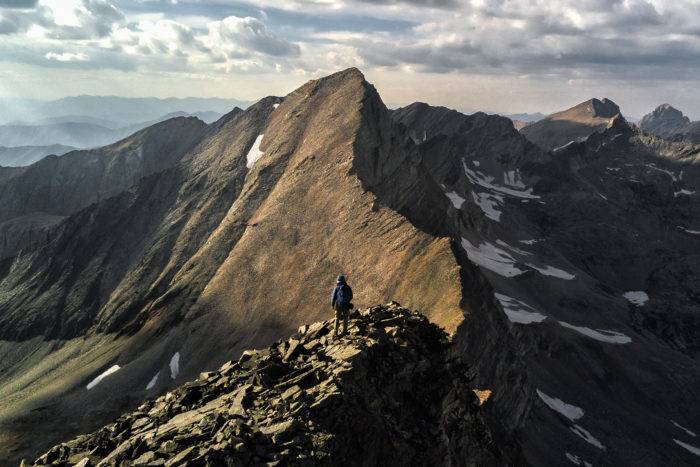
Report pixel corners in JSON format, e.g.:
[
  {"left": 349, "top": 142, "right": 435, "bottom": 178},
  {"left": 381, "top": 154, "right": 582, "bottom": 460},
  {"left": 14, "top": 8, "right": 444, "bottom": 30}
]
[{"left": 32, "top": 303, "right": 522, "bottom": 466}]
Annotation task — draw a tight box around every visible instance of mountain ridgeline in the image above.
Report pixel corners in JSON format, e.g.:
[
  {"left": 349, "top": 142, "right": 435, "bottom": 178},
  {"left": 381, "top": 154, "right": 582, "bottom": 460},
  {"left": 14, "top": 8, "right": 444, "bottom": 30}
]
[{"left": 0, "top": 69, "right": 698, "bottom": 466}]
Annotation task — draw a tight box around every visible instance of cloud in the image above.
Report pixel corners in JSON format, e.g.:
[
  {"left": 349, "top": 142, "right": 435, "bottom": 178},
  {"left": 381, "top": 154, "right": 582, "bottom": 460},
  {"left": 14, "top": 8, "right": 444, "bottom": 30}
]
[
  {"left": 207, "top": 16, "right": 301, "bottom": 57},
  {"left": 2, "top": 0, "right": 700, "bottom": 98},
  {"left": 0, "top": 0, "right": 38, "bottom": 9},
  {"left": 45, "top": 51, "right": 88, "bottom": 61},
  {"left": 354, "top": 0, "right": 459, "bottom": 7},
  {"left": 339, "top": 0, "right": 700, "bottom": 81}
]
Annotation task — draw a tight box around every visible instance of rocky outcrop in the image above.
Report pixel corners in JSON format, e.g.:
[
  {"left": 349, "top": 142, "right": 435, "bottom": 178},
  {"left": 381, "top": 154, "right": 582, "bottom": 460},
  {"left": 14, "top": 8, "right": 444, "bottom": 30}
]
[
  {"left": 520, "top": 98, "right": 623, "bottom": 150},
  {"left": 32, "top": 303, "right": 520, "bottom": 467}
]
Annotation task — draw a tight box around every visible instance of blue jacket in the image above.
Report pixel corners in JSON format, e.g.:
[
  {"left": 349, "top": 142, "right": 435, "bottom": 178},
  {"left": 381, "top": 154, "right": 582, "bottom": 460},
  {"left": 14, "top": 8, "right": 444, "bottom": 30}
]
[{"left": 331, "top": 281, "right": 353, "bottom": 307}]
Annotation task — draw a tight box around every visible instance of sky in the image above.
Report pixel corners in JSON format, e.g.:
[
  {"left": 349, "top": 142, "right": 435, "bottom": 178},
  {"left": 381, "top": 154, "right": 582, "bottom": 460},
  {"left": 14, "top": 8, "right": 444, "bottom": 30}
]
[{"left": 0, "top": 0, "right": 698, "bottom": 118}]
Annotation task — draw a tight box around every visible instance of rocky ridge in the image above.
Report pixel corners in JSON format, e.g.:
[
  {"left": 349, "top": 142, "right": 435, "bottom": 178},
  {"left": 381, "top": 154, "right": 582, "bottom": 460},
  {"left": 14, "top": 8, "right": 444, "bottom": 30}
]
[{"left": 32, "top": 303, "right": 518, "bottom": 466}]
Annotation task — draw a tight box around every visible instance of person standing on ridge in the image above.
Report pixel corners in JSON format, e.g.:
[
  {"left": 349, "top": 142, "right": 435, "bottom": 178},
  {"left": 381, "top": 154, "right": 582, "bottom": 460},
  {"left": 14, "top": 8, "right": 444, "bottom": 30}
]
[{"left": 331, "top": 274, "right": 353, "bottom": 337}]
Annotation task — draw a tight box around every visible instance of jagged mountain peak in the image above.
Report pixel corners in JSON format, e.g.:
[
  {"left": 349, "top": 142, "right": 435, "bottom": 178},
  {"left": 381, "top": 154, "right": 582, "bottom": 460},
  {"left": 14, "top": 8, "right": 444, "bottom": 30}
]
[
  {"left": 640, "top": 104, "right": 690, "bottom": 127},
  {"left": 639, "top": 103, "right": 700, "bottom": 143}
]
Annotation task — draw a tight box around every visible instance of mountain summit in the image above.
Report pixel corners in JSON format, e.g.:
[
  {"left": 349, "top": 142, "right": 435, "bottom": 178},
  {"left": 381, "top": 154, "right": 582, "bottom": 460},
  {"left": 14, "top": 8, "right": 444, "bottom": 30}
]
[{"left": 521, "top": 97, "right": 623, "bottom": 150}]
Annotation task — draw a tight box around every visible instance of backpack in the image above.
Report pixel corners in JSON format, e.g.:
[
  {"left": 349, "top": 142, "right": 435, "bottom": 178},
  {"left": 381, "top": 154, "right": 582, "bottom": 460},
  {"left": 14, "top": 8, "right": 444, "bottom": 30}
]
[{"left": 336, "top": 284, "right": 352, "bottom": 307}]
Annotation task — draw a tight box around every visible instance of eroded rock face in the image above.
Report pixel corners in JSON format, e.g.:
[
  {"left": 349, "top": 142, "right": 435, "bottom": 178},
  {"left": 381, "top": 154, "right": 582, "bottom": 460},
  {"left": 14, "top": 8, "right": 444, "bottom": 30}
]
[{"left": 32, "top": 303, "right": 520, "bottom": 467}]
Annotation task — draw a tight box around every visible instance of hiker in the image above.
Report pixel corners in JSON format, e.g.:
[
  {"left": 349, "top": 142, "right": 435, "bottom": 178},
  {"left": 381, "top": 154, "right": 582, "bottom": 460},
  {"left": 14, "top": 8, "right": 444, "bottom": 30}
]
[{"left": 331, "top": 274, "right": 353, "bottom": 337}]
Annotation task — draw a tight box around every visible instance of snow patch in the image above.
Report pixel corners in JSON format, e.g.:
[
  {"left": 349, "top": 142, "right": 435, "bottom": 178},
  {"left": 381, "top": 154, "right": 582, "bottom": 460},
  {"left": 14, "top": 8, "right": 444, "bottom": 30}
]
[
  {"left": 646, "top": 163, "right": 678, "bottom": 181},
  {"left": 623, "top": 291, "right": 648, "bottom": 306},
  {"left": 678, "top": 226, "right": 700, "bottom": 235},
  {"left": 86, "top": 365, "right": 121, "bottom": 390},
  {"left": 674, "top": 439, "right": 700, "bottom": 457},
  {"left": 672, "top": 420, "right": 697, "bottom": 438},
  {"left": 169, "top": 352, "right": 180, "bottom": 379},
  {"left": 496, "top": 239, "right": 531, "bottom": 256},
  {"left": 146, "top": 371, "right": 159, "bottom": 390},
  {"left": 460, "top": 238, "right": 525, "bottom": 277},
  {"left": 519, "top": 239, "right": 539, "bottom": 245},
  {"left": 537, "top": 390, "right": 584, "bottom": 421},
  {"left": 559, "top": 321, "right": 632, "bottom": 344},
  {"left": 495, "top": 294, "right": 547, "bottom": 324},
  {"left": 273, "top": 103, "right": 279, "bottom": 109},
  {"left": 674, "top": 189, "right": 695, "bottom": 197},
  {"left": 445, "top": 191, "right": 466, "bottom": 209},
  {"left": 571, "top": 424, "right": 606, "bottom": 450},
  {"left": 565, "top": 452, "right": 591, "bottom": 466},
  {"left": 527, "top": 263, "right": 576, "bottom": 280},
  {"left": 462, "top": 160, "right": 539, "bottom": 199},
  {"left": 245, "top": 134, "right": 265, "bottom": 168},
  {"left": 503, "top": 169, "right": 526, "bottom": 188},
  {"left": 473, "top": 160, "right": 480, "bottom": 167},
  {"left": 553, "top": 140, "right": 576, "bottom": 152},
  {"left": 471, "top": 191, "right": 503, "bottom": 221}
]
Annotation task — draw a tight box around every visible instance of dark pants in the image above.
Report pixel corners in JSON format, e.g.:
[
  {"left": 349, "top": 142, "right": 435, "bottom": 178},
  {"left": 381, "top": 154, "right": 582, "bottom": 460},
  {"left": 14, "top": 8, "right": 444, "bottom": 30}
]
[{"left": 333, "top": 304, "right": 350, "bottom": 336}]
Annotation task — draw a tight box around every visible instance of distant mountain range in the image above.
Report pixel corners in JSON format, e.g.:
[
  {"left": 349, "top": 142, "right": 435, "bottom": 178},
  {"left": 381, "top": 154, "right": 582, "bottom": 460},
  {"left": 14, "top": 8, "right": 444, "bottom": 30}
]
[
  {"left": 0, "top": 144, "right": 75, "bottom": 167},
  {"left": 0, "top": 95, "right": 250, "bottom": 127},
  {"left": 0, "top": 110, "right": 227, "bottom": 155}
]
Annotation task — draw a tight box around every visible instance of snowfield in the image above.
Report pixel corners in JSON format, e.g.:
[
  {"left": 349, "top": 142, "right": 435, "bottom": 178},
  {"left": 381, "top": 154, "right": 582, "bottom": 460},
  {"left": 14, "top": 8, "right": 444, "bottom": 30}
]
[
  {"left": 526, "top": 263, "right": 576, "bottom": 280},
  {"left": 146, "top": 371, "right": 159, "bottom": 390},
  {"left": 471, "top": 191, "right": 503, "bottom": 221},
  {"left": 559, "top": 321, "right": 632, "bottom": 344},
  {"left": 462, "top": 160, "right": 539, "bottom": 199},
  {"left": 461, "top": 238, "right": 525, "bottom": 277},
  {"left": 170, "top": 352, "right": 180, "bottom": 379},
  {"left": 246, "top": 134, "right": 265, "bottom": 168},
  {"left": 444, "top": 191, "right": 466, "bottom": 209},
  {"left": 537, "top": 389, "right": 585, "bottom": 421},
  {"left": 495, "top": 293, "right": 547, "bottom": 324},
  {"left": 571, "top": 425, "right": 606, "bottom": 450},
  {"left": 623, "top": 291, "right": 649, "bottom": 306},
  {"left": 86, "top": 365, "right": 121, "bottom": 390}
]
